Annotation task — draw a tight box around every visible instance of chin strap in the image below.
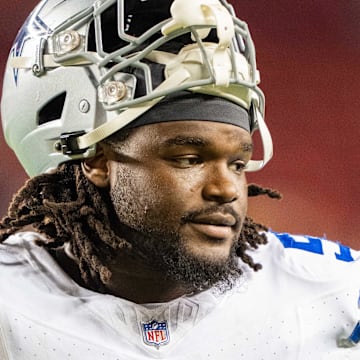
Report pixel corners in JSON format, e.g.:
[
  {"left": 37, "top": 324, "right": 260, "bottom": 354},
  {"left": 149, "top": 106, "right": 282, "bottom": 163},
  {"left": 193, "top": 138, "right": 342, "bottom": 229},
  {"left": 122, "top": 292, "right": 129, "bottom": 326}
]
[
  {"left": 60, "top": 65, "right": 272, "bottom": 172},
  {"left": 245, "top": 107, "right": 273, "bottom": 172}
]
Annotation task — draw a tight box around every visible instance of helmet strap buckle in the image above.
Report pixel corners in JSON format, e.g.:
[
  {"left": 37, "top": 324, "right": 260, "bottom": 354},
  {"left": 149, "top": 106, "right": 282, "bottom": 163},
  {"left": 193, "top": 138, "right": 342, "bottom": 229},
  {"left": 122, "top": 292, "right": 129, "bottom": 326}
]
[{"left": 59, "top": 131, "right": 87, "bottom": 155}]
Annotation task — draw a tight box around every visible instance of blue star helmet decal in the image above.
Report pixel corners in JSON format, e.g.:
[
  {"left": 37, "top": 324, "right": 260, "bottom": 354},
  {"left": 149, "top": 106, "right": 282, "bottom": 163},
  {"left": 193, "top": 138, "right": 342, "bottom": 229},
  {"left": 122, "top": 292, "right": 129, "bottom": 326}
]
[{"left": 11, "top": 7, "right": 52, "bottom": 85}]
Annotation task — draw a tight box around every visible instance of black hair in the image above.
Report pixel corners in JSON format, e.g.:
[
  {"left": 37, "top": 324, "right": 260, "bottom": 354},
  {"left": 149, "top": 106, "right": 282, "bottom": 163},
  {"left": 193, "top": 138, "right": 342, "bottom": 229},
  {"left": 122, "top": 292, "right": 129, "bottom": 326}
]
[{"left": 0, "top": 159, "right": 280, "bottom": 292}]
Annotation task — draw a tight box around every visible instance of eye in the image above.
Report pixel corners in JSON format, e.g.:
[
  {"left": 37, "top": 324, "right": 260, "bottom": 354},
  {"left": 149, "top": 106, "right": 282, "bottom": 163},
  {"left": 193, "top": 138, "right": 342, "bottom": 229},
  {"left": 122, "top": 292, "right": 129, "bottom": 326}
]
[
  {"left": 229, "top": 161, "right": 246, "bottom": 173},
  {"left": 172, "top": 156, "right": 202, "bottom": 167}
]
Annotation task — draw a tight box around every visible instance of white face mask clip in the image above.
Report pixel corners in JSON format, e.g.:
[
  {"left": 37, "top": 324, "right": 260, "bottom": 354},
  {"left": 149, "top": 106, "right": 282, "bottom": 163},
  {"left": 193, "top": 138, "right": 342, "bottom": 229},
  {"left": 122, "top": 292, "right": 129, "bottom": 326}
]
[{"left": 162, "top": 0, "right": 234, "bottom": 87}]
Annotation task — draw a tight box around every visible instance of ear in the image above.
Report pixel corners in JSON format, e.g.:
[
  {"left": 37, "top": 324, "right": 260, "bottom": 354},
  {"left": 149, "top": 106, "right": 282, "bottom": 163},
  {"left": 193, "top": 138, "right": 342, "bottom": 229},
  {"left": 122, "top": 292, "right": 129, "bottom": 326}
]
[{"left": 81, "top": 145, "right": 110, "bottom": 188}]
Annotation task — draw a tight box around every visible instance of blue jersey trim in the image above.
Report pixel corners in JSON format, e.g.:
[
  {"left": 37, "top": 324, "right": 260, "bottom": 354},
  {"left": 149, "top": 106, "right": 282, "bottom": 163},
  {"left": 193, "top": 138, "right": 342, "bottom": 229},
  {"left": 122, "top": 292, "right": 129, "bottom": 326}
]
[{"left": 273, "top": 232, "right": 355, "bottom": 263}]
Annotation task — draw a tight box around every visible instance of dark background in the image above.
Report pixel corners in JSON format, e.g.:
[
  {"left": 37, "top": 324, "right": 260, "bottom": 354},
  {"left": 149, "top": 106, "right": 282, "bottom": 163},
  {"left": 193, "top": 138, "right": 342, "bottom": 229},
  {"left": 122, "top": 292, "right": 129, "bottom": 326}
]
[{"left": 0, "top": 1, "right": 359, "bottom": 247}]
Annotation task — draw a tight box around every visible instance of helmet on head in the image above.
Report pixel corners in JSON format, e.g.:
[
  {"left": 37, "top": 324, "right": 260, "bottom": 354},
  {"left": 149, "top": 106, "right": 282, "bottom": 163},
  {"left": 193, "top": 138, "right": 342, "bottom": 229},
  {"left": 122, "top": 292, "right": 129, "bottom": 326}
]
[{"left": 1, "top": 0, "right": 273, "bottom": 177}]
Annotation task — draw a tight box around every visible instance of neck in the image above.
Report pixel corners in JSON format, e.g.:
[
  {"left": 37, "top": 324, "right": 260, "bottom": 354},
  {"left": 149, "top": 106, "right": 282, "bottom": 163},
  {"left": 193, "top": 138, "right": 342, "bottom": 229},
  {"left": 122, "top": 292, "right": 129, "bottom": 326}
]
[
  {"left": 104, "top": 252, "right": 192, "bottom": 303},
  {"left": 53, "top": 246, "right": 192, "bottom": 304}
]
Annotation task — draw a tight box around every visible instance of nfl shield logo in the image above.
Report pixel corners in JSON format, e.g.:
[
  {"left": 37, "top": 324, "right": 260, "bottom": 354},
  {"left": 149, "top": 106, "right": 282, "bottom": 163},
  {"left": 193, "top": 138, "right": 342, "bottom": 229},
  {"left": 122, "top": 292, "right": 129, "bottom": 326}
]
[{"left": 142, "top": 320, "right": 170, "bottom": 348}]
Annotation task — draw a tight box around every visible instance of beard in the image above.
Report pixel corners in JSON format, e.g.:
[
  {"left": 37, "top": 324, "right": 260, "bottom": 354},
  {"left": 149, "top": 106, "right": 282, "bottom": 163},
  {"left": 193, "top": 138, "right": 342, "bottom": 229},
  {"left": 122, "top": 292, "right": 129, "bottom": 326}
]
[
  {"left": 118, "top": 223, "right": 243, "bottom": 293},
  {"left": 109, "top": 169, "right": 243, "bottom": 293}
]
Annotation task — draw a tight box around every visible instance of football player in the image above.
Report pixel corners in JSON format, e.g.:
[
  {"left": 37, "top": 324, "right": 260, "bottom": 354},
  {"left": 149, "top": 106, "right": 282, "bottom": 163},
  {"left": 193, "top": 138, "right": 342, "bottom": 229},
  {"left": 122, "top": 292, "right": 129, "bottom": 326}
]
[{"left": 0, "top": 0, "right": 359, "bottom": 358}]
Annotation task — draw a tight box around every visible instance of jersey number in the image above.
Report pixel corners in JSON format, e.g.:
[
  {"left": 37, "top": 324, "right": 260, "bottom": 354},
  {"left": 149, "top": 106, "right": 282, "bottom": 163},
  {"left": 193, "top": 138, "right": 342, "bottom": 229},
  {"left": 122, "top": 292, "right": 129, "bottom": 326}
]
[{"left": 276, "top": 233, "right": 354, "bottom": 262}]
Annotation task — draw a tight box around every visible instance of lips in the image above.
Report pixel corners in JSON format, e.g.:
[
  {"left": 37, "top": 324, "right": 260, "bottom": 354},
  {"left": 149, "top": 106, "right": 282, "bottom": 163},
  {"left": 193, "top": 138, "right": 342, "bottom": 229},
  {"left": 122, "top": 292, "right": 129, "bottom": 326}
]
[
  {"left": 187, "top": 213, "right": 238, "bottom": 240},
  {"left": 190, "top": 213, "right": 237, "bottom": 227}
]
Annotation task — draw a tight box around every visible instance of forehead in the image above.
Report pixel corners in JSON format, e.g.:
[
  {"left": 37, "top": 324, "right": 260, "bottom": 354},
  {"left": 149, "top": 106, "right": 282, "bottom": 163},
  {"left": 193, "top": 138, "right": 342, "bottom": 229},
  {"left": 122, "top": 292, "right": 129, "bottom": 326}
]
[{"left": 124, "top": 121, "right": 252, "bottom": 149}]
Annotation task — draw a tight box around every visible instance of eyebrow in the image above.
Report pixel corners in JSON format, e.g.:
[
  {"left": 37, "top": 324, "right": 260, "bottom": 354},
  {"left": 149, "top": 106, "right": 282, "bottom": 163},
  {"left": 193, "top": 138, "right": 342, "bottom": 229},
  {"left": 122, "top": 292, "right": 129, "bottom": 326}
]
[
  {"left": 163, "top": 136, "right": 209, "bottom": 147},
  {"left": 162, "top": 135, "right": 253, "bottom": 152}
]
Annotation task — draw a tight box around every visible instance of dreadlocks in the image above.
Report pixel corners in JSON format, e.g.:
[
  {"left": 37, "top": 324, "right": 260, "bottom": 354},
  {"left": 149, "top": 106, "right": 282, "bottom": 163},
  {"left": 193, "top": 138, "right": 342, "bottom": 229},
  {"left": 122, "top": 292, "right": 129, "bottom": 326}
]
[
  {"left": 0, "top": 160, "right": 281, "bottom": 292},
  {"left": 0, "top": 162, "right": 129, "bottom": 291}
]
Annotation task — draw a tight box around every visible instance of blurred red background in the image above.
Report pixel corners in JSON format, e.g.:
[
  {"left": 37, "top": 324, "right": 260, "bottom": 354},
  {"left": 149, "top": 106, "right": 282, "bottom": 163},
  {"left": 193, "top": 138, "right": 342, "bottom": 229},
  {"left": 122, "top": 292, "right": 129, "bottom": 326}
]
[{"left": 0, "top": 1, "right": 359, "bottom": 247}]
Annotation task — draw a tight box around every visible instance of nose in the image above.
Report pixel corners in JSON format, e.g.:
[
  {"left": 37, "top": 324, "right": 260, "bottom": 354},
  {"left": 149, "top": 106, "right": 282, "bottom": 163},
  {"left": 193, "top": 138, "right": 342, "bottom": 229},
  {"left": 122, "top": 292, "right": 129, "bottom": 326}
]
[{"left": 201, "top": 164, "right": 240, "bottom": 203}]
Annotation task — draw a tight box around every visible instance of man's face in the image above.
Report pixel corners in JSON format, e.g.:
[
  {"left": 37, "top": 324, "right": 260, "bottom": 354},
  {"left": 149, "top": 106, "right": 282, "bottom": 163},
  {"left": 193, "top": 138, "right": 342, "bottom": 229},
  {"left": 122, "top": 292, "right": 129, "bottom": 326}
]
[{"left": 107, "top": 120, "right": 253, "bottom": 289}]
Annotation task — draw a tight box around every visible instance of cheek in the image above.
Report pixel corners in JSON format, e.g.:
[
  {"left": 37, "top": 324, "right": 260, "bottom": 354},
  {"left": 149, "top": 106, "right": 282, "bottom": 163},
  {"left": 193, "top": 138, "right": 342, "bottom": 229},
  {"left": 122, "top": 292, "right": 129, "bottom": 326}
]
[
  {"left": 240, "top": 183, "right": 249, "bottom": 218},
  {"left": 109, "top": 165, "right": 152, "bottom": 228},
  {"left": 235, "top": 175, "right": 248, "bottom": 213},
  {"left": 109, "top": 164, "right": 188, "bottom": 229}
]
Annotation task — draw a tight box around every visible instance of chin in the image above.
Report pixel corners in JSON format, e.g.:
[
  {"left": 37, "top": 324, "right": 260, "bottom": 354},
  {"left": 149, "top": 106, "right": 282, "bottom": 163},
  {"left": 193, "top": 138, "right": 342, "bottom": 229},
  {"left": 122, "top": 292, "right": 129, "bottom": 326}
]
[
  {"left": 165, "top": 244, "right": 242, "bottom": 293},
  {"left": 183, "top": 236, "right": 235, "bottom": 263}
]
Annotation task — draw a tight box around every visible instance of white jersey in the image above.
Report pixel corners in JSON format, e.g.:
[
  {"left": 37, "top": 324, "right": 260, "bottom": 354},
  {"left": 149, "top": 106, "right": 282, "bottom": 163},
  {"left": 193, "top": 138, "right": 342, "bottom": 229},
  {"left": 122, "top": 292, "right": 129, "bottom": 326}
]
[{"left": 0, "top": 231, "right": 359, "bottom": 360}]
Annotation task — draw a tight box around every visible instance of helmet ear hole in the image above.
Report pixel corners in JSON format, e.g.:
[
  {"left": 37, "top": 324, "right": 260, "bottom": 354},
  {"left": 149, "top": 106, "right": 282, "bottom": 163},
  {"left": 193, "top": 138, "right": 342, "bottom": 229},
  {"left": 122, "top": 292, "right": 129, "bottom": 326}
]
[{"left": 37, "top": 92, "right": 66, "bottom": 126}]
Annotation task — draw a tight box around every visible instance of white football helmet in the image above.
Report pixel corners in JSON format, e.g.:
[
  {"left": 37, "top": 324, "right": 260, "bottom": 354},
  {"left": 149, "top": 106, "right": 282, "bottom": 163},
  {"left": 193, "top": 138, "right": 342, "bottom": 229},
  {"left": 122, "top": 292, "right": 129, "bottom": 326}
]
[{"left": 1, "top": 0, "right": 273, "bottom": 176}]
